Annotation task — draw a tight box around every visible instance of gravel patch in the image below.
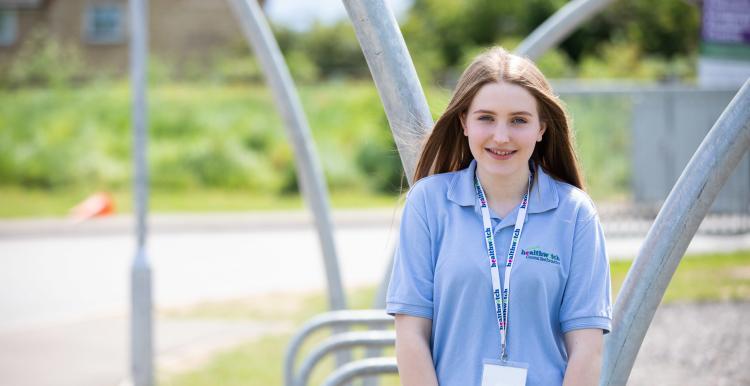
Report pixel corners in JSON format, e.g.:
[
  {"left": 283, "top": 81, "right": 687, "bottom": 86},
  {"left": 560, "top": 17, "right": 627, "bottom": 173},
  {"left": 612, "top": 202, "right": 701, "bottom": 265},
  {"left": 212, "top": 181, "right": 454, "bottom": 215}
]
[{"left": 627, "top": 301, "right": 749, "bottom": 386}]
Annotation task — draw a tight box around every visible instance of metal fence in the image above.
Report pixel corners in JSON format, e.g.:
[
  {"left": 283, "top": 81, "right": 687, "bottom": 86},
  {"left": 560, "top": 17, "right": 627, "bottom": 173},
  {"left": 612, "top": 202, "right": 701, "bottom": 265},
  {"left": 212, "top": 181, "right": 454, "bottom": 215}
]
[{"left": 556, "top": 83, "right": 750, "bottom": 236}]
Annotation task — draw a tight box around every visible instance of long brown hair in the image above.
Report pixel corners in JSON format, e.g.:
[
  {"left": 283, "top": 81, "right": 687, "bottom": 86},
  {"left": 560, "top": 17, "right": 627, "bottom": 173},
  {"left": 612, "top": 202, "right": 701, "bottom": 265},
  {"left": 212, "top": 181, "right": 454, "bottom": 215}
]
[{"left": 413, "top": 47, "right": 584, "bottom": 190}]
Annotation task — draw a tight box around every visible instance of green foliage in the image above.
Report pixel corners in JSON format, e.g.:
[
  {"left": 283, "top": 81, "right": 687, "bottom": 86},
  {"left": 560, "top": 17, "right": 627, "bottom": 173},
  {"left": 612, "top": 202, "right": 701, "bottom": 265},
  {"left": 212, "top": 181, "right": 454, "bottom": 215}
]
[
  {"left": 294, "top": 22, "right": 368, "bottom": 80},
  {"left": 535, "top": 48, "right": 576, "bottom": 79},
  {"left": 607, "top": 0, "right": 700, "bottom": 59},
  {"left": 398, "top": 0, "right": 700, "bottom": 82},
  {"left": 3, "top": 29, "right": 83, "bottom": 87},
  {"left": 355, "top": 130, "right": 405, "bottom": 194},
  {"left": 0, "top": 81, "right": 631, "bottom": 203},
  {"left": 578, "top": 39, "right": 697, "bottom": 81},
  {"left": 1, "top": 1, "right": 702, "bottom": 88},
  {"left": 0, "top": 82, "right": 394, "bottom": 195}
]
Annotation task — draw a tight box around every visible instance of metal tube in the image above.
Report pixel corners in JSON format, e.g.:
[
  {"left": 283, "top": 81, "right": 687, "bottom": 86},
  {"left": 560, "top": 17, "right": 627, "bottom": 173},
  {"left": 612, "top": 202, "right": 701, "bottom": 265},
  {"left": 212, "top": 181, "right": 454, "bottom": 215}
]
[
  {"left": 284, "top": 310, "right": 394, "bottom": 386},
  {"left": 297, "top": 331, "right": 396, "bottom": 386},
  {"left": 321, "top": 358, "right": 399, "bottom": 386},
  {"left": 341, "top": 0, "right": 433, "bottom": 185},
  {"left": 601, "top": 80, "right": 750, "bottom": 386},
  {"left": 340, "top": 6, "right": 431, "bottom": 384},
  {"left": 228, "top": 0, "right": 346, "bottom": 312},
  {"left": 515, "top": 0, "right": 615, "bottom": 61},
  {"left": 361, "top": 244, "right": 396, "bottom": 386},
  {"left": 129, "top": 0, "right": 153, "bottom": 385}
]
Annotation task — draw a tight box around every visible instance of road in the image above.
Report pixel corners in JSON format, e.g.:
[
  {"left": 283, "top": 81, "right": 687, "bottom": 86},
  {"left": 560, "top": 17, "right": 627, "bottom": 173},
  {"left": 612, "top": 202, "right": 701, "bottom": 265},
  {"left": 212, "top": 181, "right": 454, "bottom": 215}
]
[{"left": 1, "top": 210, "right": 401, "bottom": 331}]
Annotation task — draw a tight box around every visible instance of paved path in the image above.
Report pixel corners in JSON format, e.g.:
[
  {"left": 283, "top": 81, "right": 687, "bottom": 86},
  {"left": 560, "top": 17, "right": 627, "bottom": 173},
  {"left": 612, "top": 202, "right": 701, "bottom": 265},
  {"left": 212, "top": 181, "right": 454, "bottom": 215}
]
[
  {"left": 1, "top": 209, "right": 748, "bottom": 386},
  {"left": 0, "top": 316, "right": 289, "bottom": 386},
  {"left": 630, "top": 301, "right": 750, "bottom": 386}
]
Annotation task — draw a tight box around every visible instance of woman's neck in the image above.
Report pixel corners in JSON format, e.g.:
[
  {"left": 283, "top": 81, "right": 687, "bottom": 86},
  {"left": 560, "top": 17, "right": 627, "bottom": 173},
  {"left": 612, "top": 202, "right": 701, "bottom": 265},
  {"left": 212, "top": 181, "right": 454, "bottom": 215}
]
[{"left": 477, "top": 166, "right": 530, "bottom": 218}]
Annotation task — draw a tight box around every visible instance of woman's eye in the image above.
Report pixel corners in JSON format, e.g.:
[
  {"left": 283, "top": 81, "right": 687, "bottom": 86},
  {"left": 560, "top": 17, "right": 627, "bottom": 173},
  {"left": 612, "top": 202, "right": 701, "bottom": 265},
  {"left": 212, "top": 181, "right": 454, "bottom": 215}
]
[
  {"left": 511, "top": 117, "right": 528, "bottom": 125},
  {"left": 478, "top": 115, "right": 494, "bottom": 122}
]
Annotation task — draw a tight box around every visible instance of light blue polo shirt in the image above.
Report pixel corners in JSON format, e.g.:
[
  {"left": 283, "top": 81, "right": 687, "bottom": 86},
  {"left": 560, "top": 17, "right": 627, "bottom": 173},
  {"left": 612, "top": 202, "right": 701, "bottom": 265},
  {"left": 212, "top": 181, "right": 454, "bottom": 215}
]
[{"left": 386, "top": 160, "right": 612, "bottom": 386}]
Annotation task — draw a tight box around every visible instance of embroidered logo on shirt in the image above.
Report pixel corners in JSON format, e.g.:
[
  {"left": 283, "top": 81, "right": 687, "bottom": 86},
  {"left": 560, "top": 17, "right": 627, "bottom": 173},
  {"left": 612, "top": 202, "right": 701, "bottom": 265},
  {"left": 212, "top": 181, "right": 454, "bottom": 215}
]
[{"left": 521, "top": 247, "right": 560, "bottom": 265}]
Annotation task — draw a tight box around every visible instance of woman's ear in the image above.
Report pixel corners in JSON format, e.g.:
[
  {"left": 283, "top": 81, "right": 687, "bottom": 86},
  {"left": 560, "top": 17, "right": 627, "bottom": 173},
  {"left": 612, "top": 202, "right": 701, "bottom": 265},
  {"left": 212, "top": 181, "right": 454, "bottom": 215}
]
[
  {"left": 460, "top": 113, "right": 468, "bottom": 136},
  {"left": 537, "top": 121, "right": 547, "bottom": 142}
]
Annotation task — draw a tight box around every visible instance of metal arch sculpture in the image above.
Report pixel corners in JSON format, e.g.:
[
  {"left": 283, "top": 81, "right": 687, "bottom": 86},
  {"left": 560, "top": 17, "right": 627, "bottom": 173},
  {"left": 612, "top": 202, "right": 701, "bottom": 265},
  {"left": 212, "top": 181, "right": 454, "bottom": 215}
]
[
  {"left": 227, "top": 0, "right": 346, "bottom": 312},
  {"left": 341, "top": 1, "right": 434, "bottom": 185}
]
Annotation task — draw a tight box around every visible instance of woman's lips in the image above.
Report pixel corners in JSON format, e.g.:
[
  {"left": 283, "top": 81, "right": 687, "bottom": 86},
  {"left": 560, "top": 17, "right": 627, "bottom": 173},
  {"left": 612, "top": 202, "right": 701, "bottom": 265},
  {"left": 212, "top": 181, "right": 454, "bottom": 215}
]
[{"left": 486, "top": 148, "right": 516, "bottom": 160}]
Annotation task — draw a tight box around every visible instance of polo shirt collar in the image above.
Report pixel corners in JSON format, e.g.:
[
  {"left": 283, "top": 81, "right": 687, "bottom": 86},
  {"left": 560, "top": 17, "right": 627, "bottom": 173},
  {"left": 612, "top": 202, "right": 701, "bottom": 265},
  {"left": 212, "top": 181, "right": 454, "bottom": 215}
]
[{"left": 446, "top": 159, "right": 559, "bottom": 215}]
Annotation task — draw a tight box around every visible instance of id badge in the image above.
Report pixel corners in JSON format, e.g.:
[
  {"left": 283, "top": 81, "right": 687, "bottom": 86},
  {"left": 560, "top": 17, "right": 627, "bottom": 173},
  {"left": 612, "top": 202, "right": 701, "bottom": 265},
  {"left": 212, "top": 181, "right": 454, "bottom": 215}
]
[{"left": 481, "top": 358, "right": 528, "bottom": 386}]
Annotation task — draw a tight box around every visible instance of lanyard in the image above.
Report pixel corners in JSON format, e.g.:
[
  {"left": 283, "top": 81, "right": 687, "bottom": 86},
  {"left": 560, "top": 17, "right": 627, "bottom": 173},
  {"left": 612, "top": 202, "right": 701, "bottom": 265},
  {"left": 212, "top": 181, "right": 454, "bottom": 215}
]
[{"left": 474, "top": 170, "right": 531, "bottom": 360}]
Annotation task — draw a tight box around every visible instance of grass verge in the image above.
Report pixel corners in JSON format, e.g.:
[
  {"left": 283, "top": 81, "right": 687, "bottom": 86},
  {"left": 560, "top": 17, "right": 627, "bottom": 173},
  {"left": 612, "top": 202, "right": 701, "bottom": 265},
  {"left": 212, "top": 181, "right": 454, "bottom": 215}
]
[{"left": 0, "top": 186, "right": 402, "bottom": 218}]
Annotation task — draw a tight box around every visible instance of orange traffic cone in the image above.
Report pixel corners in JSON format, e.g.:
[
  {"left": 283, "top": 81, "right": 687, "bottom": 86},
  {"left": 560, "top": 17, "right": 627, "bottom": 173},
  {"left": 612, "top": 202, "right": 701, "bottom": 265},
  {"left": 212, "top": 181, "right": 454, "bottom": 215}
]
[{"left": 70, "top": 192, "right": 116, "bottom": 222}]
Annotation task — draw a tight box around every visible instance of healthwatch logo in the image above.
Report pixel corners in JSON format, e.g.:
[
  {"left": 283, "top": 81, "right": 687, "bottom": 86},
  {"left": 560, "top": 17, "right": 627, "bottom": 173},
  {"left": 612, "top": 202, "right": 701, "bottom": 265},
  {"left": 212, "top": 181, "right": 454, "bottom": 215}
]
[{"left": 521, "top": 247, "right": 560, "bottom": 265}]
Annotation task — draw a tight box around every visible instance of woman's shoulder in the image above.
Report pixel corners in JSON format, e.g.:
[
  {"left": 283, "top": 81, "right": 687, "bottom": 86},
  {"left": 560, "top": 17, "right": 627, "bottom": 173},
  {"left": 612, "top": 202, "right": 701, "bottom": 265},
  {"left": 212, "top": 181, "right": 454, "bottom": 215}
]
[
  {"left": 547, "top": 174, "right": 599, "bottom": 222},
  {"left": 407, "top": 169, "right": 463, "bottom": 201}
]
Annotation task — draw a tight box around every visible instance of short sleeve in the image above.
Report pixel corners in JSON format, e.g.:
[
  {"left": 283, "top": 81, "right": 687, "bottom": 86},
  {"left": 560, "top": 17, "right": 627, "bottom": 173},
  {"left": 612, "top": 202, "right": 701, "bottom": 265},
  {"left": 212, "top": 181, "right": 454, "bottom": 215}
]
[
  {"left": 559, "top": 212, "right": 612, "bottom": 334},
  {"left": 385, "top": 185, "right": 435, "bottom": 320}
]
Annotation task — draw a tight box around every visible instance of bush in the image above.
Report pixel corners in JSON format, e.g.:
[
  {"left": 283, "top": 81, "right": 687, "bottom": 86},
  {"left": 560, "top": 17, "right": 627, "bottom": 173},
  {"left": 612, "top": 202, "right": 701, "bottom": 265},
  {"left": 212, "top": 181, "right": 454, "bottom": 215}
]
[
  {"left": 355, "top": 130, "right": 405, "bottom": 194},
  {"left": 4, "top": 29, "right": 83, "bottom": 88}
]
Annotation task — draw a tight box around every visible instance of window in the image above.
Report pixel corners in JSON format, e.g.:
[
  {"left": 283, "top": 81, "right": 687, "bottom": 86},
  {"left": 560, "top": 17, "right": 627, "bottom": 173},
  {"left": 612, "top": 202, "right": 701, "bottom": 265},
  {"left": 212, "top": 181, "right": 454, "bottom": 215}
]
[
  {"left": 84, "top": 4, "right": 126, "bottom": 44},
  {"left": 0, "top": 10, "right": 18, "bottom": 46}
]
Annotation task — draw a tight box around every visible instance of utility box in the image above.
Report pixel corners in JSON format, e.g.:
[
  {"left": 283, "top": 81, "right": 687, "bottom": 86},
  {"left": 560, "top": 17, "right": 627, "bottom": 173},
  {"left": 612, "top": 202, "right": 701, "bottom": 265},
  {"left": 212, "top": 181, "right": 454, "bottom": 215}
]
[{"left": 631, "top": 86, "right": 750, "bottom": 213}]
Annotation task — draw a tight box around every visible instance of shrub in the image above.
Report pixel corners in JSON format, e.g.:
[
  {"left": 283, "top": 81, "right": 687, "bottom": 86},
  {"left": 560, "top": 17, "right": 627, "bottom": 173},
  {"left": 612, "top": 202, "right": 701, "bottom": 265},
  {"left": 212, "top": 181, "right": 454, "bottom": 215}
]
[
  {"left": 355, "top": 130, "right": 404, "bottom": 194},
  {"left": 4, "top": 29, "right": 83, "bottom": 88}
]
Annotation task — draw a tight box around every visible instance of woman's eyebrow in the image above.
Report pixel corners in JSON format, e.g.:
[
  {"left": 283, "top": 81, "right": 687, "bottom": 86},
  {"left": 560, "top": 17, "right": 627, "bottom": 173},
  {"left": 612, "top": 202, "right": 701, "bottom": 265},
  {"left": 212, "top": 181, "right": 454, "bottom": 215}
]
[{"left": 472, "top": 109, "right": 533, "bottom": 116}]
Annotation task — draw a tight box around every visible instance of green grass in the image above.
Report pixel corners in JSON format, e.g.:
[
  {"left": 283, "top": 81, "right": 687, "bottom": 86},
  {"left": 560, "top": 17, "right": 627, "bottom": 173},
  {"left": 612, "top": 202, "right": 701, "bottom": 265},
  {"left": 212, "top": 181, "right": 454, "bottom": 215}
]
[
  {"left": 159, "top": 251, "right": 749, "bottom": 386},
  {"left": 0, "top": 186, "right": 402, "bottom": 218},
  {"left": 610, "top": 250, "right": 750, "bottom": 303}
]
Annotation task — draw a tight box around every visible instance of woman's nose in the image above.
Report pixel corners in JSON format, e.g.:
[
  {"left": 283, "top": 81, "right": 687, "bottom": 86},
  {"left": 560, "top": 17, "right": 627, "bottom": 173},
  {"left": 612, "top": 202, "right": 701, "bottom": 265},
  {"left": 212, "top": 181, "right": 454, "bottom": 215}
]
[{"left": 492, "top": 124, "right": 510, "bottom": 143}]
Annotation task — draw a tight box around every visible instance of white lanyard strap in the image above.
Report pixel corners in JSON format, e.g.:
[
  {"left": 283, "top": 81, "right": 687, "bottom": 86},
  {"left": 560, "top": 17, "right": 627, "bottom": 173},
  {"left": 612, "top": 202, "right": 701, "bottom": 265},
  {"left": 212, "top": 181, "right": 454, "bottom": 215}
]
[{"left": 474, "top": 171, "right": 531, "bottom": 360}]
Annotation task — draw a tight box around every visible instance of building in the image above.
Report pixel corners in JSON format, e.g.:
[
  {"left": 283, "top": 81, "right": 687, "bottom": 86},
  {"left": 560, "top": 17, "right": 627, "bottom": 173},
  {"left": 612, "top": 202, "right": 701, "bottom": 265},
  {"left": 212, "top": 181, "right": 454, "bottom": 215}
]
[{"left": 0, "top": 0, "right": 264, "bottom": 77}]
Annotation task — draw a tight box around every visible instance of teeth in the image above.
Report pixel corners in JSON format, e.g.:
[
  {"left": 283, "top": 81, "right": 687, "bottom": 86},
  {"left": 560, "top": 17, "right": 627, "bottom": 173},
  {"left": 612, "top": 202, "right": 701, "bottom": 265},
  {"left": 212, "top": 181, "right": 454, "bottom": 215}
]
[{"left": 489, "top": 149, "right": 514, "bottom": 156}]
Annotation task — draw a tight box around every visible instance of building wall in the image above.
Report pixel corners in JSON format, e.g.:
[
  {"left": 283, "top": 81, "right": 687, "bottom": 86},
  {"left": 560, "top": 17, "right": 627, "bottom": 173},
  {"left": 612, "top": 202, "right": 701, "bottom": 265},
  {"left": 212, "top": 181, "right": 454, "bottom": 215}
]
[
  {"left": 0, "top": 0, "right": 255, "bottom": 77},
  {"left": 0, "top": 4, "right": 50, "bottom": 63}
]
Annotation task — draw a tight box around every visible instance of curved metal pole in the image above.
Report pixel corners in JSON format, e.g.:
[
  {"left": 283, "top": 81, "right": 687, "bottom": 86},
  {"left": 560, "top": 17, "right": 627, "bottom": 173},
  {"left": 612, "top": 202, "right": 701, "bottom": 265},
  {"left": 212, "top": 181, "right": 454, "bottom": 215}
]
[
  {"left": 321, "top": 358, "right": 399, "bottom": 386},
  {"left": 297, "top": 331, "right": 395, "bottom": 386},
  {"left": 341, "top": 6, "right": 431, "bottom": 385},
  {"left": 284, "top": 310, "right": 394, "bottom": 386},
  {"left": 342, "top": 0, "right": 433, "bottom": 185},
  {"left": 228, "top": 0, "right": 346, "bottom": 311},
  {"left": 515, "top": 0, "right": 615, "bottom": 60},
  {"left": 129, "top": 0, "right": 153, "bottom": 385},
  {"left": 601, "top": 80, "right": 750, "bottom": 386}
]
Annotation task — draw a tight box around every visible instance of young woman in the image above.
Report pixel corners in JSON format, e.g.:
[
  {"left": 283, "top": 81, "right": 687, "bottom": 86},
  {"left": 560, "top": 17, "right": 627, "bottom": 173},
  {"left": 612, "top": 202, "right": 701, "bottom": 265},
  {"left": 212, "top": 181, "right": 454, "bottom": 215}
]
[{"left": 386, "top": 47, "right": 612, "bottom": 386}]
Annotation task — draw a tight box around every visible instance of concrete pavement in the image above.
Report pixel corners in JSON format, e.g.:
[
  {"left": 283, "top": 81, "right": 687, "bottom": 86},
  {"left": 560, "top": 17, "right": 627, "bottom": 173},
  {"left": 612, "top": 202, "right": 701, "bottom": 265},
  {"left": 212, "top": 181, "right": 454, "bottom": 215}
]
[{"left": 0, "top": 315, "right": 289, "bottom": 386}]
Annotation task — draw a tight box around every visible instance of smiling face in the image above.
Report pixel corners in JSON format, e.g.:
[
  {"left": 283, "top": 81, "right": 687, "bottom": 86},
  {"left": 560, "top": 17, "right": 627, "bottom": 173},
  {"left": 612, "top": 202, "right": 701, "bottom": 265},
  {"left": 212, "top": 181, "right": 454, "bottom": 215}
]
[{"left": 461, "top": 81, "right": 546, "bottom": 184}]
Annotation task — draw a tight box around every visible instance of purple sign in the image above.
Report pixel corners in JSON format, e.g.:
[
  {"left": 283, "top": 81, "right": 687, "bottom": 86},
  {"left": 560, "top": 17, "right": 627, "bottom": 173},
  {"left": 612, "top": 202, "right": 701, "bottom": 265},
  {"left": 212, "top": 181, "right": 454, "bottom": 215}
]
[{"left": 702, "top": 0, "right": 750, "bottom": 44}]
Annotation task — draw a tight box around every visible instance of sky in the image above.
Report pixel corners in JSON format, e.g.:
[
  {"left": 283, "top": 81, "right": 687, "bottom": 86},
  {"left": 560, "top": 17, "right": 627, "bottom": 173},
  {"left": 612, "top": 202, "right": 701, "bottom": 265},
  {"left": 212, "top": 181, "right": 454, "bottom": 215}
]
[{"left": 264, "top": 0, "right": 413, "bottom": 31}]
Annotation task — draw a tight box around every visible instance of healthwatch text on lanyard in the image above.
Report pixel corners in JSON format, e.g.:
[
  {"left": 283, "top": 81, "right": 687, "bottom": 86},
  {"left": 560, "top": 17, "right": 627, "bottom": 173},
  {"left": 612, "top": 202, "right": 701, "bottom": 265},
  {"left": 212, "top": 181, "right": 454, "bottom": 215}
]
[{"left": 474, "top": 169, "right": 532, "bottom": 361}]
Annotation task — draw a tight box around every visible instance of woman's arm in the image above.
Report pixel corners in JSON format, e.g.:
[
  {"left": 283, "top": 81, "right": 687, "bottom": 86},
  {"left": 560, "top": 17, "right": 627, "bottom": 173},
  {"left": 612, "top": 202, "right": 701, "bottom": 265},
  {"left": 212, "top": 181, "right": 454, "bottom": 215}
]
[
  {"left": 394, "top": 314, "right": 439, "bottom": 386},
  {"left": 562, "top": 328, "right": 604, "bottom": 386}
]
